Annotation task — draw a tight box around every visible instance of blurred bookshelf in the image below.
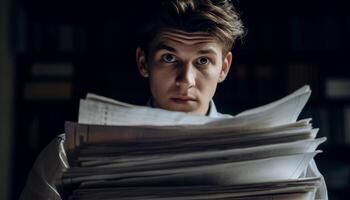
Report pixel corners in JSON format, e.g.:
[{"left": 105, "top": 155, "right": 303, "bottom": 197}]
[{"left": 11, "top": 0, "right": 350, "bottom": 200}]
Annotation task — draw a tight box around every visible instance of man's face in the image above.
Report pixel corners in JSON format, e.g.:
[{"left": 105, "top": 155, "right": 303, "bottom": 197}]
[{"left": 136, "top": 30, "right": 232, "bottom": 115}]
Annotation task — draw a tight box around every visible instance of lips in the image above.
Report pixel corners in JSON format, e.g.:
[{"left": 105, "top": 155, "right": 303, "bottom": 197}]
[{"left": 171, "top": 96, "right": 196, "bottom": 103}]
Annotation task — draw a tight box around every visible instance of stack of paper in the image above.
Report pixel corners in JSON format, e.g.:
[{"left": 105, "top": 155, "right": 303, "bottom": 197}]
[{"left": 58, "top": 85, "right": 326, "bottom": 200}]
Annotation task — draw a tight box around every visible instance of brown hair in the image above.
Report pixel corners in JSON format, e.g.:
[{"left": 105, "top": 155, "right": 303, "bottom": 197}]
[{"left": 138, "top": 0, "right": 245, "bottom": 56}]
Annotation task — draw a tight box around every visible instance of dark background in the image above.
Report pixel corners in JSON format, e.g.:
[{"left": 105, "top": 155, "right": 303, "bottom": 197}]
[{"left": 2, "top": 0, "right": 350, "bottom": 199}]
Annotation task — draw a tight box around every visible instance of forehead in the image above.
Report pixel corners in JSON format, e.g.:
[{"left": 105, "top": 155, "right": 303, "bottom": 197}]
[{"left": 151, "top": 29, "right": 222, "bottom": 49}]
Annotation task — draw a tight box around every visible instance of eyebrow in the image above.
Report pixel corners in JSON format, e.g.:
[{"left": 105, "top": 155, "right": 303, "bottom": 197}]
[
  {"left": 154, "top": 43, "right": 177, "bottom": 52},
  {"left": 197, "top": 48, "right": 217, "bottom": 56}
]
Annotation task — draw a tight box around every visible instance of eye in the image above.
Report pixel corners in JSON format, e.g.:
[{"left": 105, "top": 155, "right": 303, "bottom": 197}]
[
  {"left": 196, "top": 57, "right": 210, "bottom": 65},
  {"left": 161, "top": 54, "right": 177, "bottom": 63}
]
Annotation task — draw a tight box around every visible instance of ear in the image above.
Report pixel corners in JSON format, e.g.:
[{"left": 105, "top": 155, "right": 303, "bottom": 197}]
[
  {"left": 136, "top": 47, "right": 149, "bottom": 77},
  {"left": 218, "top": 51, "right": 232, "bottom": 83}
]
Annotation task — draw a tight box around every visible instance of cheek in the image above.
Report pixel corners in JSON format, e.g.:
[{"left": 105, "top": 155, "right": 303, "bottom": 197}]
[
  {"left": 149, "top": 67, "right": 175, "bottom": 93},
  {"left": 197, "top": 67, "right": 221, "bottom": 93},
  {"left": 200, "top": 66, "right": 222, "bottom": 83}
]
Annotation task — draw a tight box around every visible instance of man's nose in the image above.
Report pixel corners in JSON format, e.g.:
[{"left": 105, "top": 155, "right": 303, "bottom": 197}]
[{"left": 175, "top": 63, "right": 196, "bottom": 89}]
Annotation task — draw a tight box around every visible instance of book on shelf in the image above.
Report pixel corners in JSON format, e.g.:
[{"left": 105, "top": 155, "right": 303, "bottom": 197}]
[
  {"left": 289, "top": 16, "right": 343, "bottom": 52},
  {"left": 23, "top": 62, "right": 74, "bottom": 101},
  {"left": 287, "top": 62, "right": 320, "bottom": 100},
  {"left": 325, "top": 78, "right": 350, "bottom": 100},
  {"left": 254, "top": 64, "right": 276, "bottom": 101},
  {"left": 23, "top": 81, "right": 72, "bottom": 101},
  {"left": 58, "top": 25, "right": 74, "bottom": 53},
  {"left": 229, "top": 64, "right": 250, "bottom": 102},
  {"left": 57, "top": 85, "right": 326, "bottom": 200},
  {"left": 30, "top": 62, "right": 74, "bottom": 77},
  {"left": 343, "top": 105, "right": 350, "bottom": 146}
]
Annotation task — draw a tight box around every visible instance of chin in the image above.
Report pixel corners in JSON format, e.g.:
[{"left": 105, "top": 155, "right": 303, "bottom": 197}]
[
  {"left": 169, "top": 105, "right": 203, "bottom": 115},
  {"left": 155, "top": 99, "right": 202, "bottom": 114}
]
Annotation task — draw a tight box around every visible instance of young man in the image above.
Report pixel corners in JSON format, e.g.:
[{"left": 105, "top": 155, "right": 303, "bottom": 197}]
[
  {"left": 136, "top": 29, "right": 232, "bottom": 116},
  {"left": 20, "top": 0, "right": 327, "bottom": 199},
  {"left": 135, "top": 0, "right": 244, "bottom": 116}
]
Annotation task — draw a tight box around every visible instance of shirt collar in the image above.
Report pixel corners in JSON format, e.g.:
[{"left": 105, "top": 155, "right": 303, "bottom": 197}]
[{"left": 207, "top": 100, "right": 220, "bottom": 117}]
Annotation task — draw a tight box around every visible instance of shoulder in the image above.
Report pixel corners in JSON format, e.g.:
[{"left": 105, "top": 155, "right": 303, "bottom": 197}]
[{"left": 20, "top": 134, "right": 68, "bottom": 200}]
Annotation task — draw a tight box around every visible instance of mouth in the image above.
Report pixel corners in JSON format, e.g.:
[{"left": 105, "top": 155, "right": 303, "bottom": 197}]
[{"left": 171, "top": 97, "right": 196, "bottom": 104}]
